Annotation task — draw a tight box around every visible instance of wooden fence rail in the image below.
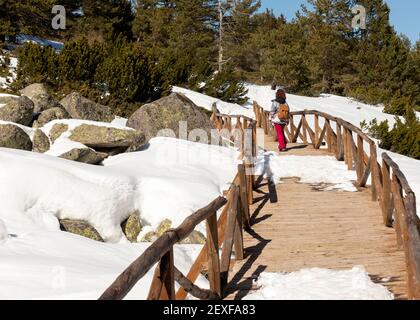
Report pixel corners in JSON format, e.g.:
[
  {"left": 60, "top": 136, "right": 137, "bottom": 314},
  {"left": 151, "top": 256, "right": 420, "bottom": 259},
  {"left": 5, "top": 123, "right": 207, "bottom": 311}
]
[
  {"left": 99, "top": 109, "right": 258, "bottom": 301},
  {"left": 253, "top": 102, "right": 420, "bottom": 299}
]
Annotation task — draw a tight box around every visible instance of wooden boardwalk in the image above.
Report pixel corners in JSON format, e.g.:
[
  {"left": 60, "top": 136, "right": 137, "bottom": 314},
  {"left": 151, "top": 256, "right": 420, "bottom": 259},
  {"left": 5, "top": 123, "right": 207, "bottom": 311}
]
[{"left": 225, "top": 139, "right": 407, "bottom": 300}]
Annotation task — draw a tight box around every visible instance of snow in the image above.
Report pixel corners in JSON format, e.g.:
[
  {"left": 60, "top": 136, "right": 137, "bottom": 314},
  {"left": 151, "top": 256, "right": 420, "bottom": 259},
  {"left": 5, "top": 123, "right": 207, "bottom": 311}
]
[
  {"left": 0, "top": 219, "right": 7, "bottom": 241},
  {"left": 0, "top": 57, "right": 18, "bottom": 89},
  {"left": 16, "top": 34, "right": 64, "bottom": 52},
  {"left": 103, "top": 137, "right": 240, "bottom": 234},
  {"left": 256, "top": 153, "right": 357, "bottom": 192},
  {"left": 111, "top": 116, "right": 128, "bottom": 127},
  {"left": 0, "top": 218, "right": 206, "bottom": 299},
  {"left": 172, "top": 86, "right": 255, "bottom": 119},
  {"left": 0, "top": 137, "right": 238, "bottom": 243},
  {"left": 0, "top": 135, "right": 235, "bottom": 299},
  {"left": 244, "top": 266, "right": 394, "bottom": 300},
  {"left": 46, "top": 134, "right": 91, "bottom": 157}
]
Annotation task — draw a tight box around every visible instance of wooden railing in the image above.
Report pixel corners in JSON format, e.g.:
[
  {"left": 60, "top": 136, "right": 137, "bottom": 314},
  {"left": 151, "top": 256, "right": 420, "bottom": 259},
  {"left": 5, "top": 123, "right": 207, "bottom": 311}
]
[
  {"left": 254, "top": 102, "right": 420, "bottom": 299},
  {"left": 99, "top": 109, "right": 258, "bottom": 301}
]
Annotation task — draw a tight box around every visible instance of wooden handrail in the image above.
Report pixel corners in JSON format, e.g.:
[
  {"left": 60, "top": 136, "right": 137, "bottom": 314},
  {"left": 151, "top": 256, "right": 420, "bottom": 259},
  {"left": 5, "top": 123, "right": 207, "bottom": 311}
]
[
  {"left": 382, "top": 153, "right": 415, "bottom": 196},
  {"left": 99, "top": 196, "right": 227, "bottom": 300},
  {"left": 253, "top": 101, "right": 420, "bottom": 300}
]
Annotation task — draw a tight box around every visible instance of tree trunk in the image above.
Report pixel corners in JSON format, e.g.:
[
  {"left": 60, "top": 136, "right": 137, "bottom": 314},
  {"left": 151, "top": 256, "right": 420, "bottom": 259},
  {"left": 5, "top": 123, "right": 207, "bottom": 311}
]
[{"left": 218, "top": 0, "right": 224, "bottom": 73}]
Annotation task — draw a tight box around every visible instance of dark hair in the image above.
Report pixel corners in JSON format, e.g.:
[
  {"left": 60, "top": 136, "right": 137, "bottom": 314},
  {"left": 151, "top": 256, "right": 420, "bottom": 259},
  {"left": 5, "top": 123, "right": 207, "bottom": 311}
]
[{"left": 276, "top": 89, "right": 286, "bottom": 100}]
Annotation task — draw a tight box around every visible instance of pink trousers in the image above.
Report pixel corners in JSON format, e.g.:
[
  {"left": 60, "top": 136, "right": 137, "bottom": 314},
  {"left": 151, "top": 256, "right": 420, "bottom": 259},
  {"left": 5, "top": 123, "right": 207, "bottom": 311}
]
[{"left": 274, "top": 123, "right": 287, "bottom": 150}]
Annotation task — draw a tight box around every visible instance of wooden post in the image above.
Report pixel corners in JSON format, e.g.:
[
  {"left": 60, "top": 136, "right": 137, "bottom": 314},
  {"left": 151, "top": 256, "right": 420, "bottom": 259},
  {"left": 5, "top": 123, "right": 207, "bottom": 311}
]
[
  {"left": 206, "top": 213, "right": 221, "bottom": 298},
  {"left": 314, "top": 114, "right": 320, "bottom": 147},
  {"left": 253, "top": 102, "right": 259, "bottom": 127},
  {"left": 238, "top": 164, "right": 250, "bottom": 229},
  {"left": 391, "top": 176, "right": 404, "bottom": 249},
  {"left": 263, "top": 112, "right": 268, "bottom": 135},
  {"left": 381, "top": 159, "right": 393, "bottom": 227},
  {"left": 220, "top": 187, "right": 239, "bottom": 290},
  {"left": 233, "top": 200, "right": 244, "bottom": 261},
  {"left": 175, "top": 203, "right": 228, "bottom": 300},
  {"left": 147, "top": 248, "right": 175, "bottom": 300},
  {"left": 370, "top": 143, "right": 378, "bottom": 201},
  {"left": 356, "top": 135, "right": 364, "bottom": 184},
  {"left": 290, "top": 115, "right": 295, "bottom": 139},
  {"left": 346, "top": 129, "right": 353, "bottom": 170},
  {"left": 325, "top": 119, "right": 332, "bottom": 152},
  {"left": 301, "top": 115, "right": 308, "bottom": 144},
  {"left": 336, "top": 122, "right": 344, "bottom": 161}
]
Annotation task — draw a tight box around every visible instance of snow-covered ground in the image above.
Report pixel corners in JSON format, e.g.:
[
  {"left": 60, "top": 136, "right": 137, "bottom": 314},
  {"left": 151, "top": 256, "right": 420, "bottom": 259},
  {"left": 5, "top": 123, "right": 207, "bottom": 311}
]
[
  {"left": 0, "top": 137, "right": 239, "bottom": 243},
  {"left": 0, "top": 57, "right": 18, "bottom": 89},
  {"left": 243, "top": 266, "right": 393, "bottom": 300},
  {"left": 256, "top": 153, "right": 358, "bottom": 192},
  {"left": 0, "top": 224, "right": 206, "bottom": 299},
  {"left": 16, "top": 34, "right": 64, "bottom": 52},
  {"left": 0, "top": 136, "right": 235, "bottom": 299}
]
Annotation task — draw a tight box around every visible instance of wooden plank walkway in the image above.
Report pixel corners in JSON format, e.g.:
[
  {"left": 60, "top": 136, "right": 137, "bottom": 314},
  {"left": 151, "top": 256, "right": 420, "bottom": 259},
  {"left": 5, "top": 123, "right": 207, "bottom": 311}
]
[{"left": 225, "top": 139, "right": 407, "bottom": 300}]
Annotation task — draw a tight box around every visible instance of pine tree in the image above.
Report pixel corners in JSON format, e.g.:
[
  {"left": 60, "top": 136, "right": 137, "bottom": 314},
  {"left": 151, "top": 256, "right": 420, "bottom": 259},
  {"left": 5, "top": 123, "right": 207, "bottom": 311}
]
[
  {"left": 301, "top": 0, "right": 352, "bottom": 93},
  {"left": 133, "top": 0, "right": 218, "bottom": 87},
  {"left": 221, "top": 0, "right": 261, "bottom": 73},
  {"left": 70, "top": 0, "right": 134, "bottom": 42}
]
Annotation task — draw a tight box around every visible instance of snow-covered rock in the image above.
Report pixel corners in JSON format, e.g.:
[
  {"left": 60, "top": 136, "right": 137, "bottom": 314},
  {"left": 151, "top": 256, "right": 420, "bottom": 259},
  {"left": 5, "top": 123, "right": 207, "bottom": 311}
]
[
  {"left": 127, "top": 92, "right": 214, "bottom": 142},
  {"left": 60, "top": 92, "right": 113, "bottom": 122}
]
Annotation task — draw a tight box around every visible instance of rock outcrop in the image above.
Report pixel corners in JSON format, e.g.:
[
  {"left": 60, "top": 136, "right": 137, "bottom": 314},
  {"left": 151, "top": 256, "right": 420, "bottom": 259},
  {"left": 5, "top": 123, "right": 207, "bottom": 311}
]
[
  {"left": 59, "top": 148, "right": 108, "bottom": 165},
  {"left": 121, "top": 213, "right": 142, "bottom": 243},
  {"left": 60, "top": 92, "right": 113, "bottom": 122},
  {"left": 20, "top": 83, "right": 63, "bottom": 113},
  {"left": 59, "top": 219, "right": 104, "bottom": 242},
  {"left": 32, "top": 129, "right": 50, "bottom": 153},
  {"left": 69, "top": 124, "right": 146, "bottom": 150},
  {"left": 34, "top": 107, "right": 70, "bottom": 127},
  {"left": 0, "top": 96, "right": 34, "bottom": 126},
  {"left": 127, "top": 93, "right": 214, "bottom": 142},
  {"left": 0, "top": 124, "right": 32, "bottom": 150}
]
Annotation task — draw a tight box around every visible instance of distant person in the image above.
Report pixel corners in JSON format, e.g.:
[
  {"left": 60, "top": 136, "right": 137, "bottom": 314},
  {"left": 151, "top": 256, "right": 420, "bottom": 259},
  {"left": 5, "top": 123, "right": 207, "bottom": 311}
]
[{"left": 270, "top": 88, "right": 290, "bottom": 152}]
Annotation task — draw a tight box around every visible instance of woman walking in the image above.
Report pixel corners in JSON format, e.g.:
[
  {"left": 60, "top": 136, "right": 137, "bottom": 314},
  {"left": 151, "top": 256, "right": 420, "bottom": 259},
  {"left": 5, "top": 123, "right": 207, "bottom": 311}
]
[{"left": 270, "top": 88, "right": 290, "bottom": 152}]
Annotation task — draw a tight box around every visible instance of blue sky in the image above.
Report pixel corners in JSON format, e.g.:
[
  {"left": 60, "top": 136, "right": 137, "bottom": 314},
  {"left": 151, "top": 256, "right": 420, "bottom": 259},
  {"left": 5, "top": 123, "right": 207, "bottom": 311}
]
[{"left": 260, "top": 0, "right": 420, "bottom": 44}]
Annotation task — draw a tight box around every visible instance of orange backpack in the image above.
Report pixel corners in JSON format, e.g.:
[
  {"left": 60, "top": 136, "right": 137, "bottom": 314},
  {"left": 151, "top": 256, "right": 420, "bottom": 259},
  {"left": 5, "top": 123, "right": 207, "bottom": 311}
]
[{"left": 278, "top": 103, "right": 290, "bottom": 120}]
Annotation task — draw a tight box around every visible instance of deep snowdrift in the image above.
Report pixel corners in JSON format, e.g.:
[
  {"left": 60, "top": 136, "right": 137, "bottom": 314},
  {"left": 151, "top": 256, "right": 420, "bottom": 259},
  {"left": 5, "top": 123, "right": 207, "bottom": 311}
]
[
  {"left": 0, "top": 222, "right": 206, "bottom": 299},
  {"left": 0, "top": 137, "right": 239, "bottom": 243}
]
